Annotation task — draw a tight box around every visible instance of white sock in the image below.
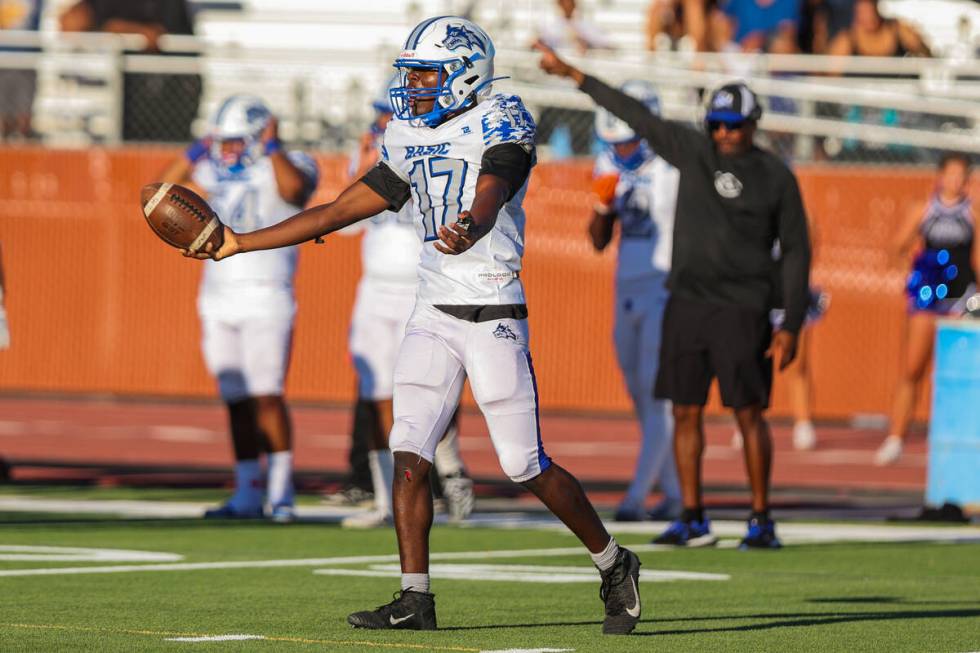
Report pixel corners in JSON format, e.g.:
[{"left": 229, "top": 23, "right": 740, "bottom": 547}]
[
  {"left": 401, "top": 573, "right": 430, "bottom": 593},
  {"left": 231, "top": 459, "right": 263, "bottom": 509},
  {"left": 590, "top": 537, "right": 621, "bottom": 572},
  {"left": 266, "top": 451, "right": 294, "bottom": 508},
  {"left": 433, "top": 422, "right": 464, "bottom": 478},
  {"left": 368, "top": 449, "right": 394, "bottom": 515}
]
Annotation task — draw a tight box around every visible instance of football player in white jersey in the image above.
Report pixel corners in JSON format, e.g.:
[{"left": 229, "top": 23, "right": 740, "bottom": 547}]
[
  {"left": 339, "top": 79, "right": 475, "bottom": 528},
  {"left": 590, "top": 81, "right": 682, "bottom": 523},
  {"left": 187, "top": 17, "right": 642, "bottom": 635},
  {"left": 162, "top": 95, "right": 319, "bottom": 523}
]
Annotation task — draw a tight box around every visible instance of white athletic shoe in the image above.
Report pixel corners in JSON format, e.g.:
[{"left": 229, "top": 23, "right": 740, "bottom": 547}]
[
  {"left": 442, "top": 473, "right": 475, "bottom": 523},
  {"left": 792, "top": 421, "right": 817, "bottom": 450},
  {"left": 341, "top": 509, "right": 393, "bottom": 529},
  {"left": 874, "top": 436, "right": 903, "bottom": 466}
]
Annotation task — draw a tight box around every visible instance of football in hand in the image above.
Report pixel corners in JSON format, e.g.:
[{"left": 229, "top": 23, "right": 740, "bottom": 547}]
[{"left": 140, "top": 182, "right": 224, "bottom": 254}]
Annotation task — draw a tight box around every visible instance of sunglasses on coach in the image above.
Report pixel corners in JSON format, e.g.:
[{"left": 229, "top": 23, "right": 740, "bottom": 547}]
[{"left": 707, "top": 119, "right": 747, "bottom": 132}]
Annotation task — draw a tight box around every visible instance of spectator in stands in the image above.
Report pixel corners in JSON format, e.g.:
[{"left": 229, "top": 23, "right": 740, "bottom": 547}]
[
  {"left": 537, "top": 42, "right": 812, "bottom": 550},
  {"left": 826, "top": 0, "right": 930, "bottom": 58},
  {"left": 59, "top": 0, "right": 202, "bottom": 141},
  {"left": 536, "top": 0, "right": 612, "bottom": 54},
  {"left": 717, "top": 0, "right": 802, "bottom": 54},
  {"left": 646, "top": 0, "right": 722, "bottom": 52},
  {"left": 876, "top": 153, "right": 977, "bottom": 465},
  {"left": 798, "top": 0, "right": 855, "bottom": 53},
  {"left": 0, "top": 0, "right": 43, "bottom": 140}
]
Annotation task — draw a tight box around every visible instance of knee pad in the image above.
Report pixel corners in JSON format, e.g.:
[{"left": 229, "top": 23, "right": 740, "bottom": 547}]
[
  {"left": 499, "top": 449, "right": 536, "bottom": 482},
  {"left": 388, "top": 419, "right": 435, "bottom": 462}
]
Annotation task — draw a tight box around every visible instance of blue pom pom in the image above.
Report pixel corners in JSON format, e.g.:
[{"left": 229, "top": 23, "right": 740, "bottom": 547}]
[
  {"left": 945, "top": 264, "right": 958, "bottom": 280},
  {"left": 937, "top": 249, "right": 950, "bottom": 265}
]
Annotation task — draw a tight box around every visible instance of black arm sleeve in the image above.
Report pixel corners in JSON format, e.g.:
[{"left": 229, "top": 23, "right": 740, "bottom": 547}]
[
  {"left": 360, "top": 161, "right": 412, "bottom": 212},
  {"left": 777, "top": 172, "right": 812, "bottom": 334},
  {"left": 480, "top": 143, "right": 533, "bottom": 201},
  {"left": 579, "top": 75, "right": 703, "bottom": 170}
]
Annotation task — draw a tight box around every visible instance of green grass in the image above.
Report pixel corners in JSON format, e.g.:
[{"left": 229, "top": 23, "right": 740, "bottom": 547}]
[{"left": 0, "top": 499, "right": 978, "bottom": 652}]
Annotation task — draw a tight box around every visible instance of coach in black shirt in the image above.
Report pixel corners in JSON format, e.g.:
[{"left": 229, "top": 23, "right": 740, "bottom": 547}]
[{"left": 536, "top": 42, "right": 810, "bottom": 549}]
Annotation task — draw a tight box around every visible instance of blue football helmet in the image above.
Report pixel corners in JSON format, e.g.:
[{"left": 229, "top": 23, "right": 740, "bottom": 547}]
[
  {"left": 208, "top": 95, "right": 271, "bottom": 174},
  {"left": 390, "top": 16, "right": 500, "bottom": 127},
  {"left": 595, "top": 80, "right": 661, "bottom": 170}
]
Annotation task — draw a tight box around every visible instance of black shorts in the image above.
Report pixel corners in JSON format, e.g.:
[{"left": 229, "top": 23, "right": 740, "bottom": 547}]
[{"left": 654, "top": 295, "right": 773, "bottom": 409}]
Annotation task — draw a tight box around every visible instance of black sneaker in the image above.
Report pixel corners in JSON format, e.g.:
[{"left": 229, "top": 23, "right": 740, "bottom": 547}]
[
  {"left": 738, "top": 517, "right": 782, "bottom": 550},
  {"left": 598, "top": 548, "right": 641, "bottom": 635},
  {"left": 347, "top": 589, "right": 436, "bottom": 630}
]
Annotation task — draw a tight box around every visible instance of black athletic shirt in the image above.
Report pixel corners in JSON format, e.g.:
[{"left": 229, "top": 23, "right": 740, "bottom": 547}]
[{"left": 580, "top": 75, "right": 812, "bottom": 334}]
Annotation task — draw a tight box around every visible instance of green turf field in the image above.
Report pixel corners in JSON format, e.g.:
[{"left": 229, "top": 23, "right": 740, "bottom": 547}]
[{"left": 0, "top": 491, "right": 978, "bottom": 652}]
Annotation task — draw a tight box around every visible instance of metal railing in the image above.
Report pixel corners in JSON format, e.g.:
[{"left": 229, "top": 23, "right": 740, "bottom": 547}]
[{"left": 1, "top": 29, "right": 977, "bottom": 162}]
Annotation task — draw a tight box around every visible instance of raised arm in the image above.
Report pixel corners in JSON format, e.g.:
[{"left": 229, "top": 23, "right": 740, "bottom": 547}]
[
  {"left": 158, "top": 137, "right": 209, "bottom": 198},
  {"left": 262, "top": 118, "right": 313, "bottom": 206},
  {"left": 534, "top": 40, "right": 701, "bottom": 169}
]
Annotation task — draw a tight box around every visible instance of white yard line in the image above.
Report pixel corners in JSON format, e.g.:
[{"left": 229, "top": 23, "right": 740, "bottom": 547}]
[
  {"left": 0, "top": 544, "right": 659, "bottom": 578},
  {"left": 166, "top": 635, "right": 266, "bottom": 642}
]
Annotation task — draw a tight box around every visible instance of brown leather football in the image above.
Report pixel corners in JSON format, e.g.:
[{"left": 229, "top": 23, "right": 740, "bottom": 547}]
[{"left": 140, "top": 182, "right": 224, "bottom": 254}]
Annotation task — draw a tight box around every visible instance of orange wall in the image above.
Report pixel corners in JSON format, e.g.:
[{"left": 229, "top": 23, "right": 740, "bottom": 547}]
[{"left": 0, "top": 147, "right": 944, "bottom": 419}]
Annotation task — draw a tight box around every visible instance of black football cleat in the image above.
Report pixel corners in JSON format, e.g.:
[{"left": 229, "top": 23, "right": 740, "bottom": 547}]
[
  {"left": 599, "top": 548, "right": 641, "bottom": 635},
  {"left": 347, "top": 589, "right": 436, "bottom": 630}
]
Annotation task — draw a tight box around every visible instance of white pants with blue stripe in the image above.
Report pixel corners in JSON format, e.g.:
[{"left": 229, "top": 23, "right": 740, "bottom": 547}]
[
  {"left": 389, "top": 303, "right": 551, "bottom": 483},
  {"left": 614, "top": 277, "right": 680, "bottom": 511}
]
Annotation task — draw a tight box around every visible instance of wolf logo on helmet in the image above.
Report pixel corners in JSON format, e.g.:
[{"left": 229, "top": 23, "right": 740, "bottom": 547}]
[{"left": 442, "top": 24, "right": 486, "bottom": 52}]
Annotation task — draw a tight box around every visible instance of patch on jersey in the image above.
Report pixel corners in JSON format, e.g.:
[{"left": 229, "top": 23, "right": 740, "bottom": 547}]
[
  {"left": 482, "top": 95, "right": 536, "bottom": 148},
  {"left": 714, "top": 171, "right": 742, "bottom": 199},
  {"left": 442, "top": 24, "right": 486, "bottom": 52},
  {"left": 492, "top": 323, "right": 518, "bottom": 341}
]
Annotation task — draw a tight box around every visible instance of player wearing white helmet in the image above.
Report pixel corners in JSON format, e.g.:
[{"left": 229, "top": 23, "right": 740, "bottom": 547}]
[
  {"left": 337, "top": 75, "right": 475, "bottom": 529},
  {"left": 590, "top": 81, "right": 682, "bottom": 523},
  {"left": 186, "top": 16, "right": 642, "bottom": 636},
  {"left": 161, "top": 95, "right": 319, "bottom": 524}
]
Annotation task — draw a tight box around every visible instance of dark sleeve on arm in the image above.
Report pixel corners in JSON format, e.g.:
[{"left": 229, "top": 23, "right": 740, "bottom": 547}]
[
  {"left": 360, "top": 161, "right": 412, "bottom": 212},
  {"left": 777, "top": 170, "right": 812, "bottom": 334},
  {"left": 579, "top": 74, "right": 703, "bottom": 170},
  {"left": 480, "top": 143, "right": 533, "bottom": 201}
]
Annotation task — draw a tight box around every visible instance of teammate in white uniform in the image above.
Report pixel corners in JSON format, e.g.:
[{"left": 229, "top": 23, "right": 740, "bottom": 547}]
[
  {"left": 187, "top": 17, "right": 642, "bottom": 636},
  {"left": 162, "top": 95, "right": 319, "bottom": 523},
  {"left": 589, "top": 81, "right": 682, "bottom": 523},
  {"left": 339, "top": 81, "right": 475, "bottom": 528}
]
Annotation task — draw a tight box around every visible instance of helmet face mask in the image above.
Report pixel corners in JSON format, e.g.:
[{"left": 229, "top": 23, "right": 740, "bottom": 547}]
[
  {"left": 390, "top": 16, "right": 498, "bottom": 127},
  {"left": 208, "top": 95, "right": 271, "bottom": 174}
]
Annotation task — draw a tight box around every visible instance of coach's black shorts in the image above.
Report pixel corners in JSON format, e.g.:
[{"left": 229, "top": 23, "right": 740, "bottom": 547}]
[{"left": 654, "top": 295, "right": 773, "bottom": 409}]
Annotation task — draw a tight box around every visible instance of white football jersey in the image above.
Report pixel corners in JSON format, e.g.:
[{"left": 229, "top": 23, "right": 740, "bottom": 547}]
[
  {"left": 381, "top": 94, "right": 535, "bottom": 306},
  {"left": 193, "top": 153, "right": 318, "bottom": 299},
  {"left": 348, "top": 137, "right": 421, "bottom": 287},
  {"left": 594, "top": 148, "right": 678, "bottom": 283}
]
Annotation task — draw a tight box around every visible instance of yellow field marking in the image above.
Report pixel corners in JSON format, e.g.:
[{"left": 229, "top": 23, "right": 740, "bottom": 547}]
[{"left": 0, "top": 623, "right": 482, "bottom": 651}]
